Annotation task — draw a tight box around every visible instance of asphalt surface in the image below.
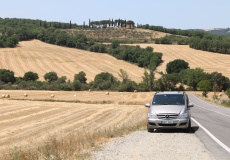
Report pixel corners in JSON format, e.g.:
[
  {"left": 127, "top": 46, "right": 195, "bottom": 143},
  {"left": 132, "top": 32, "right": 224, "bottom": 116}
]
[{"left": 189, "top": 94, "right": 230, "bottom": 160}]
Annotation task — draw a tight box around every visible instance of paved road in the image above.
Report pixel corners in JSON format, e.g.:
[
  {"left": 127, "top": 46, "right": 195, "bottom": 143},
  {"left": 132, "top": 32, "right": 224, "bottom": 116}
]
[{"left": 189, "top": 94, "right": 230, "bottom": 160}]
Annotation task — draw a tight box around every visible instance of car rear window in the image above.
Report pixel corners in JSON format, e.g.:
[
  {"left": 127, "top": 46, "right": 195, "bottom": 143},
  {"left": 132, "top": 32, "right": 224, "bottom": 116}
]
[{"left": 152, "top": 94, "right": 185, "bottom": 105}]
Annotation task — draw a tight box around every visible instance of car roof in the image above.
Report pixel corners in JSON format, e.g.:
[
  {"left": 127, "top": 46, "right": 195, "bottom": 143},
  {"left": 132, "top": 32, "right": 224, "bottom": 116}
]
[{"left": 155, "top": 91, "right": 185, "bottom": 95}]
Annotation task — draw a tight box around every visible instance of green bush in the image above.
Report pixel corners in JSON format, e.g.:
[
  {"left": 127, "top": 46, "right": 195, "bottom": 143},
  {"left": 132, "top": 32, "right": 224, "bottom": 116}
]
[
  {"left": 44, "top": 72, "right": 58, "bottom": 82},
  {"left": 0, "top": 69, "right": 16, "bottom": 83},
  {"left": 226, "top": 88, "right": 230, "bottom": 98},
  {"left": 73, "top": 80, "right": 82, "bottom": 91},
  {"left": 197, "top": 80, "right": 212, "bottom": 97},
  {"left": 23, "top": 71, "right": 39, "bottom": 81},
  {"left": 166, "top": 59, "right": 189, "bottom": 74},
  {"left": 93, "top": 72, "right": 119, "bottom": 90},
  {"left": 221, "top": 100, "right": 230, "bottom": 107},
  {"left": 118, "top": 80, "right": 137, "bottom": 92},
  {"left": 74, "top": 71, "right": 87, "bottom": 83}
]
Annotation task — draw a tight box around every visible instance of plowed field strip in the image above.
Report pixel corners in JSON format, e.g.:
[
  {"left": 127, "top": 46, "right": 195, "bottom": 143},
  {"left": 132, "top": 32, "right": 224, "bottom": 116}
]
[
  {"left": 29, "top": 51, "right": 55, "bottom": 73},
  {"left": 0, "top": 109, "right": 95, "bottom": 140},
  {"left": 81, "top": 107, "right": 138, "bottom": 131},
  {"left": 12, "top": 50, "right": 28, "bottom": 75},
  {"left": 0, "top": 108, "right": 95, "bottom": 148},
  {"left": 47, "top": 58, "right": 75, "bottom": 79},
  {"left": 0, "top": 107, "right": 59, "bottom": 124},
  {"left": 1, "top": 52, "right": 10, "bottom": 70},
  {"left": 103, "top": 108, "right": 139, "bottom": 127},
  {"left": 8, "top": 51, "right": 22, "bottom": 76},
  {"left": 0, "top": 91, "right": 153, "bottom": 152},
  {"left": 0, "top": 103, "right": 30, "bottom": 112},
  {"left": 30, "top": 43, "right": 83, "bottom": 80},
  {"left": 32, "top": 41, "right": 87, "bottom": 77},
  {"left": 0, "top": 106, "right": 90, "bottom": 129},
  {"left": 0, "top": 106, "right": 40, "bottom": 116},
  {"left": 25, "top": 51, "right": 47, "bottom": 75},
  {"left": 0, "top": 51, "right": 8, "bottom": 69}
]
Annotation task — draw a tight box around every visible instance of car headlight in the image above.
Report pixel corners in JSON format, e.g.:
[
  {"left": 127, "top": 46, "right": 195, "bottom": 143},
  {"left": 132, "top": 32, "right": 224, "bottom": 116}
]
[
  {"left": 179, "top": 112, "right": 189, "bottom": 119},
  {"left": 148, "top": 113, "right": 157, "bottom": 119}
]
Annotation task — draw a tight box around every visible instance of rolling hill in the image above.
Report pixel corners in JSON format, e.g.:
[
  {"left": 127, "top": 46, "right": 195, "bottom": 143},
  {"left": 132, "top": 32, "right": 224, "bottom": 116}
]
[
  {"left": 0, "top": 40, "right": 146, "bottom": 82},
  {"left": 131, "top": 43, "right": 230, "bottom": 79},
  {"left": 0, "top": 39, "right": 230, "bottom": 83}
]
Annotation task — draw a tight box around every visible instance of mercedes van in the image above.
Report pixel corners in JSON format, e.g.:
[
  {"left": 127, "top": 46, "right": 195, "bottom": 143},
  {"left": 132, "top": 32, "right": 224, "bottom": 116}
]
[{"left": 145, "top": 91, "right": 194, "bottom": 133}]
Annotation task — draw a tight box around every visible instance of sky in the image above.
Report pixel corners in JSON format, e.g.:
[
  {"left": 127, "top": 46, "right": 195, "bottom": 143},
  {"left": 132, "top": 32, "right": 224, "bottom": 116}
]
[{"left": 0, "top": 0, "right": 229, "bottom": 29}]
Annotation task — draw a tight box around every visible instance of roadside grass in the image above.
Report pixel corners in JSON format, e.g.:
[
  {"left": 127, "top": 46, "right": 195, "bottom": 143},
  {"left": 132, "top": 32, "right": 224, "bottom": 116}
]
[
  {"left": 0, "top": 114, "right": 147, "bottom": 160},
  {"left": 195, "top": 93, "right": 230, "bottom": 108},
  {"left": 221, "top": 100, "right": 230, "bottom": 108}
]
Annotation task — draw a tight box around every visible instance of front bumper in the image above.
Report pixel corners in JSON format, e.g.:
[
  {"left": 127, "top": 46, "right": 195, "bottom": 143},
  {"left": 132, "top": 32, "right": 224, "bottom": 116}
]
[{"left": 147, "top": 118, "right": 189, "bottom": 129}]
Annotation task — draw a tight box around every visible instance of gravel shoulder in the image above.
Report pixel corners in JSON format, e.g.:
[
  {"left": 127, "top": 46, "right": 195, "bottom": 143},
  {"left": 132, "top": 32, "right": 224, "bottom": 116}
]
[{"left": 91, "top": 130, "right": 215, "bottom": 160}]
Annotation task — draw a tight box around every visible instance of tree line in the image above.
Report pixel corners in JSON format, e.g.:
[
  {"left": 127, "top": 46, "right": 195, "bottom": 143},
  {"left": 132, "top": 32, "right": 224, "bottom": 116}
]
[
  {"left": 1, "top": 59, "right": 230, "bottom": 95},
  {"left": 0, "top": 68, "right": 148, "bottom": 92},
  {"left": 157, "top": 59, "right": 230, "bottom": 97},
  {"left": 89, "top": 19, "right": 135, "bottom": 29},
  {"left": 140, "top": 24, "right": 230, "bottom": 54}
]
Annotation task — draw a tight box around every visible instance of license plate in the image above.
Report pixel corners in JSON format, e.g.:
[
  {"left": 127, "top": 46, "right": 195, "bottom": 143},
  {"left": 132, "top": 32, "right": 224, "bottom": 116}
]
[{"left": 161, "top": 121, "right": 173, "bottom": 124}]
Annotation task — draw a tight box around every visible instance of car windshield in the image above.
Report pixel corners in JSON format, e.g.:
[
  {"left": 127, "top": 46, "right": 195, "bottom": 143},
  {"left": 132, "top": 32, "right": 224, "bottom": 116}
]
[{"left": 152, "top": 94, "right": 185, "bottom": 105}]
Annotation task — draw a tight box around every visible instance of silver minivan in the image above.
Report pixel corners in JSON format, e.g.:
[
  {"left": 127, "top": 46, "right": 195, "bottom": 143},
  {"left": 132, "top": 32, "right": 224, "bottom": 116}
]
[{"left": 145, "top": 91, "right": 194, "bottom": 133}]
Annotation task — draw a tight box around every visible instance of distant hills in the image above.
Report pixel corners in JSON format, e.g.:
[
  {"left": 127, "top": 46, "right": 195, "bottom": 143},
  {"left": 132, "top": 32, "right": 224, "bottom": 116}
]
[{"left": 204, "top": 28, "right": 230, "bottom": 36}]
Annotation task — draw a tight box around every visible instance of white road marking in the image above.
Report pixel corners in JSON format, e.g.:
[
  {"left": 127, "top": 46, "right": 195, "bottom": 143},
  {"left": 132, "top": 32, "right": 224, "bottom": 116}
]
[{"left": 192, "top": 117, "right": 230, "bottom": 154}]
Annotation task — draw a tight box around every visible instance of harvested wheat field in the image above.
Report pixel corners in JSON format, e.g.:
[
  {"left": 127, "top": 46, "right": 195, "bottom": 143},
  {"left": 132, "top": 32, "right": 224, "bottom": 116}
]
[
  {"left": 0, "top": 40, "right": 145, "bottom": 82},
  {"left": 1, "top": 40, "right": 230, "bottom": 83},
  {"left": 0, "top": 90, "right": 227, "bottom": 159},
  {"left": 132, "top": 44, "right": 230, "bottom": 79},
  {"left": 0, "top": 90, "right": 152, "bottom": 154}
]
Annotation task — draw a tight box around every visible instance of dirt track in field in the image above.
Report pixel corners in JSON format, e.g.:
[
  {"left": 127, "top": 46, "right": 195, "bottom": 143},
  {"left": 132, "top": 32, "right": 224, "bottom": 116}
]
[{"left": 0, "top": 90, "right": 151, "bottom": 152}]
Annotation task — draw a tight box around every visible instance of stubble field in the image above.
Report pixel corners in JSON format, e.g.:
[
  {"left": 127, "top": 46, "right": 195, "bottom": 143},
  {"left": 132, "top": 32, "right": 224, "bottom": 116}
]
[
  {"left": 0, "top": 40, "right": 145, "bottom": 82},
  {"left": 0, "top": 90, "right": 152, "bottom": 154}
]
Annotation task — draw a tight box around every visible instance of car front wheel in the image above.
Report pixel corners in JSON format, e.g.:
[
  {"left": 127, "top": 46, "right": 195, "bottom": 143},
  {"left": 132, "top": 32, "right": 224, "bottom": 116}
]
[
  {"left": 147, "top": 124, "right": 154, "bottom": 133},
  {"left": 184, "top": 120, "right": 191, "bottom": 133}
]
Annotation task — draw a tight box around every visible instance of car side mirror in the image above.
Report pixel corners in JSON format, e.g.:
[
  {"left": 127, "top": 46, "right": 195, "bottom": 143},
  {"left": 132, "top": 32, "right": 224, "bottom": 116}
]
[
  {"left": 145, "top": 103, "right": 151, "bottom": 108},
  {"left": 188, "top": 103, "right": 194, "bottom": 107}
]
